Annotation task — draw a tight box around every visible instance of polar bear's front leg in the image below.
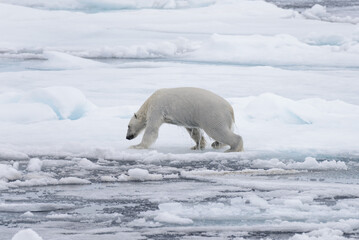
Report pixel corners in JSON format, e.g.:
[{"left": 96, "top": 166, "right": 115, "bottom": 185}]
[
  {"left": 130, "top": 117, "right": 162, "bottom": 149},
  {"left": 130, "top": 144, "right": 147, "bottom": 149},
  {"left": 130, "top": 127, "right": 159, "bottom": 149}
]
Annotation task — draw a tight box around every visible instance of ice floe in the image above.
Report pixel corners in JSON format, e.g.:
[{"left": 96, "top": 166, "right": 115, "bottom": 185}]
[
  {"left": 0, "top": 0, "right": 217, "bottom": 12},
  {"left": 12, "top": 229, "right": 43, "bottom": 240},
  {"left": 0, "top": 86, "right": 96, "bottom": 123},
  {"left": 189, "top": 34, "right": 359, "bottom": 67},
  {"left": 251, "top": 157, "right": 348, "bottom": 171},
  {"left": 0, "top": 149, "right": 29, "bottom": 161},
  {"left": 0, "top": 203, "right": 75, "bottom": 212},
  {"left": 117, "top": 168, "right": 164, "bottom": 181},
  {"left": 41, "top": 51, "right": 108, "bottom": 70},
  {"left": 302, "top": 4, "right": 359, "bottom": 24},
  {"left": 0, "top": 0, "right": 359, "bottom": 239},
  {"left": 26, "top": 158, "right": 43, "bottom": 172},
  {"left": 0, "top": 163, "right": 21, "bottom": 181}
]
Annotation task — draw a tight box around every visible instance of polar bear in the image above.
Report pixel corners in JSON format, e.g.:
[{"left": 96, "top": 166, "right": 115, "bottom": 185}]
[{"left": 126, "top": 87, "right": 243, "bottom": 152}]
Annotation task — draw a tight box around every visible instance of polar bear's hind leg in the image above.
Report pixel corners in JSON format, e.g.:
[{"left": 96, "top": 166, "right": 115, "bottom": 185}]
[
  {"left": 225, "top": 134, "right": 243, "bottom": 152},
  {"left": 211, "top": 141, "right": 226, "bottom": 149},
  {"left": 205, "top": 127, "right": 243, "bottom": 152},
  {"left": 186, "top": 128, "right": 206, "bottom": 150}
]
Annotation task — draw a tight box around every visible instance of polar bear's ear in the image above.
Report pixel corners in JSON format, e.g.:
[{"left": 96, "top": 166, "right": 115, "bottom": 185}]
[{"left": 134, "top": 113, "right": 138, "bottom": 119}]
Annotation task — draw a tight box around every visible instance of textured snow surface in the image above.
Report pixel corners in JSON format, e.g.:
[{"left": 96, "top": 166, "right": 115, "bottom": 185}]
[
  {"left": 12, "top": 229, "right": 43, "bottom": 240},
  {"left": 302, "top": 4, "right": 359, "bottom": 24},
  {"left": 0, "top": 0, "right": 217, "bottom": 12},
  {"left": 1, "top": 154, "right": 359, "bottom": 239},
  {"left": 1, "top": 0, "right": 359, "bottom": 239}
]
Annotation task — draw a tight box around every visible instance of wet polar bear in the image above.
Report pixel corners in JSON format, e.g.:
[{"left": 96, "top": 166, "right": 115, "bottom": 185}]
[{"left": 126, "top": 87, "right": 243, "bottom": 152}]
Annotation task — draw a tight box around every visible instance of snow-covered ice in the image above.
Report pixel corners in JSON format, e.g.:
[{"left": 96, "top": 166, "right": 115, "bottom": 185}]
[
  {"left": 302, "top": 4, "right": 359, "bottom": 24},
  {"left": 12, "top": 229, "right": 43, "bottom": 240},
  {"left": 26, "top": 158, "right": 43, "bottom": 172},
  {"left": 1, "top": 0, "right": 359, "bottom": 239}
]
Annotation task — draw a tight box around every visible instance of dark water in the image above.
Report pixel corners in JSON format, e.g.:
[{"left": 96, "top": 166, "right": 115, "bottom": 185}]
[
  {"left": 266, "top": 0, "right": 359, "bottom": 18},
  {"left": 1, "top": 154, "right": 359, "bottom": 239},
  {"left": 266, "top": 0, "right": 359, "bottom": 9}
]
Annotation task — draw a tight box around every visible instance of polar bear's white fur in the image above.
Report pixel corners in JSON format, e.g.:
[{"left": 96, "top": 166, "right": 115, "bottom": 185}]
[{"left": 126, "top": 87, "right": 243, "bottom": 152}]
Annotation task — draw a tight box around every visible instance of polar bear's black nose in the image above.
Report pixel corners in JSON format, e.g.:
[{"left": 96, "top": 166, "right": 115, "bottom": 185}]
[{"left": 126, "top": 134, "right": 134, "bottom": 140}]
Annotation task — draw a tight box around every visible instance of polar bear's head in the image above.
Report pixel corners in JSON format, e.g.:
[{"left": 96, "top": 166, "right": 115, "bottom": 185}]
[{"left": 126, "top": 113, "right": 146, "bottom": 140}]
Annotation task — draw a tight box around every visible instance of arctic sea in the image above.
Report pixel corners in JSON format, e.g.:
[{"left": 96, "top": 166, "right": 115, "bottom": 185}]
[{"left": 1, "top": 0, "right": 359, "bottom": 239}]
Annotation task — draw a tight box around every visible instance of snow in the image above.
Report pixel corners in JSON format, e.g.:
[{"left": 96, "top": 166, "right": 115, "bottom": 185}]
[
  {"left": 290, "top": 228, "right": 348, "bottom": 240},
  {"left": 251, "top": 157, "right": 348, "bottom": 171},
  {"left": 302, "top": 4, "right": 359, "bottom": 24},
  {"left": 0, "top": 86, "right": 96, "bottom": 123},
  {"left": 0, "top": 0, "right": 359, "bottom": 239},
  {"left": 190, "top": 34, "right": 359, "bottom": 68},
  {"left": 58, "top": 177, "right": 91, "bottom": 185},
  {"left": 100, "top": 175, "right": 118, "bottom": 182},
  {"left": 21, "top": 211, "right": 34, "bottom": 218},
  {"left": 0, "top": 0, "right": 216, "bottom": 12},
  {"left": 142, "top": 187, "right": 359, "bottom": 232},
  {"left": 0, "top": 148, "right": 28, "bottom": 160},
  {"left": 244, "top": 93, "right": 315, "bottom": 124},
  {"left": 0, "top": 102, "right": 57, "bottom": 123},
  {"left": 12, "top": 229, "right": 43, "bottom": 240},
  {"left": 0, "top": 164, "right": 91, "bottom": 190},
  {"left": 0, "top": 203, "right": 75, "bottom": 212},
  {"left": 154, "top": 212, "right": 194, "bottom": 225},
  {"left": 0, "top": 164, "right": 21, "bottom": 181},
  {"left": 26, "top": 158, "right": 43, "bottom": 172},
  {"left": 76, "top": 158, "right": 101, "bottom": 169},
  {"left": 20, "top": 86, "right": 96, "bottom": 120},
  {"left": 121, "top": 168, "right": 163, "bottom": 181},
  {"left": 73, "top": 38, "right": 200, "bottom": 59},
  {"left": 41, "top": 51, "right": 108, "bottom": 70}
]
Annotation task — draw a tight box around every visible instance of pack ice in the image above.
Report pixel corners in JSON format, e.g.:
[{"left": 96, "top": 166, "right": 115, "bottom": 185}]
[{"left": 0, "top": 0, "right": 358, "bottom": 239}]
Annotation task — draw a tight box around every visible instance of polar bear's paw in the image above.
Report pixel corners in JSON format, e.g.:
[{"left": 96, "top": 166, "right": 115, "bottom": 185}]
[
  {"left": 191, "top": 137, "right": 206, "bottom": 150},
  {"left": 211, "top": 141, "right": 225, "bottom": 149},
  {"left": 130, "top": 144, "right": 147, "bottom": 149},
  {"left": 191, "top": 145, "right": 205, "bottom": 150}
]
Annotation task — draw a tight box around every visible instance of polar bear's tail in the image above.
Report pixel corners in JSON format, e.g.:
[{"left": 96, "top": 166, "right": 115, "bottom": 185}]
[
  {"left": 228, "top": 105, "right": 236, "bottom": 132},
  {"left": 230, "top": 106, "right": 235, "bottom": 122},
  {"left": 229, "top": 105, "right": 235, "bottom": 126}
]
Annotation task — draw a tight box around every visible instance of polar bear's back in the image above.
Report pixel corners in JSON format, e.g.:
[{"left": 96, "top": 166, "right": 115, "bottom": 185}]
[{"left": 150, "top": 87, "right": 234, "bottom": 128}]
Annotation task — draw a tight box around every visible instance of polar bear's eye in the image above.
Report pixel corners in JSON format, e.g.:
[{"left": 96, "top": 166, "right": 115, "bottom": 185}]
[{"left": 128, "top": 125, "right": 130, "bottom": 129}]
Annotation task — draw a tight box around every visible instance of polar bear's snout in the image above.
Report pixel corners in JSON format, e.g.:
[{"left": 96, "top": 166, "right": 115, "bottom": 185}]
[
  {"left": 126, "top": 134, "right": 135, "bottom": 140},
  {"left": 126, "top": 126, "right": 136, "bottom": 140},
  {"left": 126, "top": 113, "right": 146, "bottom": 141}
]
